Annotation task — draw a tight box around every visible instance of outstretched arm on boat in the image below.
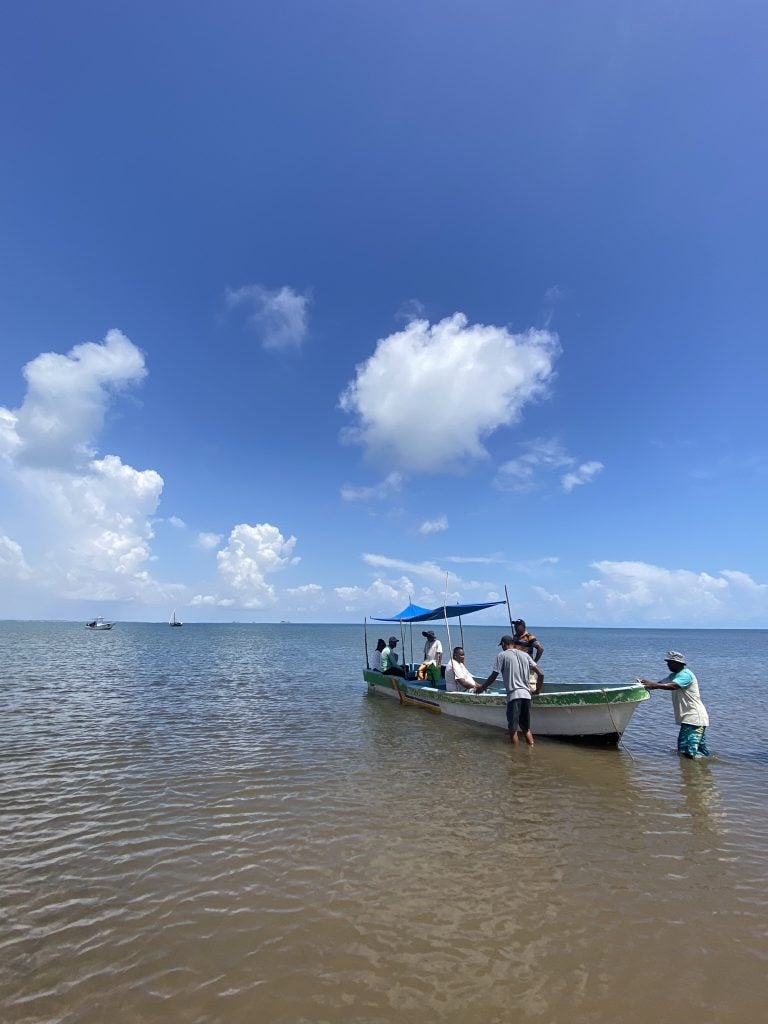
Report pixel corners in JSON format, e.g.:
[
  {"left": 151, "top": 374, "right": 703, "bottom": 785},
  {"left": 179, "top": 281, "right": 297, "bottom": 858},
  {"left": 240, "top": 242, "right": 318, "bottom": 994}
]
[
  {"left": 476, "top": 670, "right": 499, "bottom": 694},
  {"left": 531, "top": 663, "right": 544, "bottom": 695},
  {"left": 640, "top": 678, "right": 680, "bottom": 691}
]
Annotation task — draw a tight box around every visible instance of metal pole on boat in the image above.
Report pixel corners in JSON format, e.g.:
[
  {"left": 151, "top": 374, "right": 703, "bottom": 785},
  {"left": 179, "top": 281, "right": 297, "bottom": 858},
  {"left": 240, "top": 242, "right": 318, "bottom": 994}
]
[
  {"left": 458, "top": 612, "right": 465, "bottom": 651},
  {"left": 364, "top": 617, "right": 370, "bottom": 669},
  {"left": 399, "top": 620, "right": 406, "bottom": 675},
  {"left": 443, "top": 573, "right": 453, "bottom": 665},
  {"left": 504, "top": 584, "right": 515, "bottom": 632}
]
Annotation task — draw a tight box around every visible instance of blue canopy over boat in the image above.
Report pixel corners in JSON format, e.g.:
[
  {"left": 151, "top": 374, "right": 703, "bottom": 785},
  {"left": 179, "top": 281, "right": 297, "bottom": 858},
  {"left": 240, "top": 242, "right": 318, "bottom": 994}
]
[{"left": 371, "top": 600, "right": 505, "bottom": 623}]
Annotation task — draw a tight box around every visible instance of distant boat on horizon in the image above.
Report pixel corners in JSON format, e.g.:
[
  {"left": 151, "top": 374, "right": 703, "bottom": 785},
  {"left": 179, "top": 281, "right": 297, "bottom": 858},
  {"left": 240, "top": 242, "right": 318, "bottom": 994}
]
[
  {"left": 169, "top": 610, "right": 183, "bottom": 627},
  {"left": 86, "top": 617, "right": 113, "bottom": 630}
]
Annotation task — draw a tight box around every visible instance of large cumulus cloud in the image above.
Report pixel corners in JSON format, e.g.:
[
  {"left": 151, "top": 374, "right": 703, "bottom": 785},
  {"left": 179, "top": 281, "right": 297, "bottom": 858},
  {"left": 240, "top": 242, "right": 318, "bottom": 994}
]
[{"left": 339, "top": 313, "right": 559, "bottom": 473}]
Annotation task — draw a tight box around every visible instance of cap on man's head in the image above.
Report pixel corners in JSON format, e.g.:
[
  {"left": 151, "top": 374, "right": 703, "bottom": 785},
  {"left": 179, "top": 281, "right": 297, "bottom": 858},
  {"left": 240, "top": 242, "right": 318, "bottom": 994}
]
[
  {"left": 513, "top": 618, "right": 525, "bottom": 628},
  {"left": 388, "top": 636, "right": 399, "bottom": 645},
  {"left": 666, "top": 650, "right": 686, "bottom": 664},
  {"left": 422, "top": 630, "right": 436, "bottom": 640},
  {"left": 498, "top": 635, "right": 515, "bottom": 646}
]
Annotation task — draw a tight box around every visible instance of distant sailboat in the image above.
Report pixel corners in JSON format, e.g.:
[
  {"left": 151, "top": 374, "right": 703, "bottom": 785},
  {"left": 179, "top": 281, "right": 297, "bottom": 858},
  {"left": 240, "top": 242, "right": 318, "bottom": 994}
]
[{"left": 169, "top": 610, "right": 183, "bottom": 627}]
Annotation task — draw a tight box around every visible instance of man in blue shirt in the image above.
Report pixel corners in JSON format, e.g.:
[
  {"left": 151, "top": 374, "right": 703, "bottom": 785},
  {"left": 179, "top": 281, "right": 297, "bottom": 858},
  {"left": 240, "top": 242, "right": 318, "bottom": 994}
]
[{"left": 640, "top": 650, "right": 711, "bottom": 758}]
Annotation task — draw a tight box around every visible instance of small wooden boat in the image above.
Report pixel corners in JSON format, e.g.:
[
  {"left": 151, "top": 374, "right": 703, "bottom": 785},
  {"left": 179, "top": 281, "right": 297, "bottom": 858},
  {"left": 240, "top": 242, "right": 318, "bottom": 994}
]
[
  {"left": 169, "top": 610, "right": 183, "bottom": 627},
  {"left": 363, "top": 599, "right": 648, "bottom": 746},
  {"left": 365, "top": 671, "right": 648, "bottom": 746}
]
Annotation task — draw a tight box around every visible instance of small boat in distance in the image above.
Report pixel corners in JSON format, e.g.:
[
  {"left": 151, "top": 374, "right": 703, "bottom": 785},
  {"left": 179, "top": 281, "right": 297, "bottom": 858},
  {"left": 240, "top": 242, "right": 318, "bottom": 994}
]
[
  {"left": 86, "top": 617, "right": 113, "bottom": 630},
  {"left": 169, "top": 610, "right": 183, "bottom": 627}
]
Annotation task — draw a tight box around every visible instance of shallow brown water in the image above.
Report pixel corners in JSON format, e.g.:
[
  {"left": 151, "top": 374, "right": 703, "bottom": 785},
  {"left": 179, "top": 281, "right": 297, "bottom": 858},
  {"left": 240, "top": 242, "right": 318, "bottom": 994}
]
[{"left": 1, "top": 623, "right": 767, "bottom": 1023}]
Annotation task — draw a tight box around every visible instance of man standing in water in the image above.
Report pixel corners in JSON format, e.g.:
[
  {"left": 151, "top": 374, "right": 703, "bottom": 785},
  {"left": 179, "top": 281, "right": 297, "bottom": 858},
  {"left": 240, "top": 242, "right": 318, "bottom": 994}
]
[
  {"left": 640, "top": 651, "right": 711, "bottom": 758},
  {"left": 477, "top": 635, "right": 544, "bottom": 745}
]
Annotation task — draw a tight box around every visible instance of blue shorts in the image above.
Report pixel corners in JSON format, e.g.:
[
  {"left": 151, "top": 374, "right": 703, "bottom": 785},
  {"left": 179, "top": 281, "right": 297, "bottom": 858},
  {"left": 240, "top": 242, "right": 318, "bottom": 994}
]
[{"left": 506, "top": 698, "right": 531, "bottom": 733}]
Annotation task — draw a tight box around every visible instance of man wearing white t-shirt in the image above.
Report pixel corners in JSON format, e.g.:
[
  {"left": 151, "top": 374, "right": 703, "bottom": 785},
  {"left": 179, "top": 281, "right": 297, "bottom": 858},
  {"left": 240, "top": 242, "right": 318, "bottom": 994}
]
[
  {"left": 417, "top": 629, "right": 443, "bottom": 682},
  {"left": 445, "top": 647, "right": 480, "bottom": 692}
]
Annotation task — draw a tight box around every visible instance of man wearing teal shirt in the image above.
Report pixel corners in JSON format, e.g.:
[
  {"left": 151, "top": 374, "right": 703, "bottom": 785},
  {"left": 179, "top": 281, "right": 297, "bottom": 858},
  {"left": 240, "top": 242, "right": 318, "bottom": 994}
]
[
  {"left": 640, "top": 650, "right": 711, "bottom": 758},
  {"left": 380, "top": 636, "right": 406, "bottom": 677}
]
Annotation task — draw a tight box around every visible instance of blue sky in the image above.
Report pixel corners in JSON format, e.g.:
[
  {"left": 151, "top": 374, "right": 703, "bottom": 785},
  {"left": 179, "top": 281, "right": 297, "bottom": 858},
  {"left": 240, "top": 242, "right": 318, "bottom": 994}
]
[{"left": 1, "top": 1, "right": 767, "bottom": 625}]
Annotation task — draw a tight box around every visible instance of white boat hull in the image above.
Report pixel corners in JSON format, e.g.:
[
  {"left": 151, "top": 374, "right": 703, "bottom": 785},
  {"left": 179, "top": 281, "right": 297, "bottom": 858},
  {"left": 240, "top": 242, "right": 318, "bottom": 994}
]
[{"left": 364, "top": 672, "right": 648, "bottom": 745}]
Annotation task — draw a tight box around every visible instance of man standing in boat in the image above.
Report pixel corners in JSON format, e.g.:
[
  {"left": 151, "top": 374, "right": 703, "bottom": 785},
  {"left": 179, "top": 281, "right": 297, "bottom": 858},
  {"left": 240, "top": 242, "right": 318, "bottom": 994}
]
[
  {"left": 477, "top": 635, "right": 544, "bottom": 746},
  {"left": 417, "top": 629, "right": 443, "bottom": 681},
  {"left": 511, "top": 618, "right": 543, "bottom": 691}
]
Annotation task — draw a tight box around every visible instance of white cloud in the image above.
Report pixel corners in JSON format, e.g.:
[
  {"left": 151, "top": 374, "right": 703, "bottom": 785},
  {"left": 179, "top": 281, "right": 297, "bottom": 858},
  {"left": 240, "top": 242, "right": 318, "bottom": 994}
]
[
  {"left": 495, "top": 439, "right": 603, "bottom": 494},
  {"left": 0, "top": 534, "right": 31, "bottom": 580},
  {"left": 226, "top": 284, "right": 310, "bottom": 351},
  {"left": 0, "top": 331, "right": 178, "bottom": 604},
  {"left": 418, "top": 515, "right": 448, "bottom": 535},
  {"left": 196, "top": 531, "right": 222, "bottom": 550},
  {"left": 394, "top": 298, "right": 426, "bottom": 323},
  {"left": 578, "top": 561, "right": 768, "bottom": 624},
  {"left": 284, "top": 582, "right": 326, "bottom": 612},
  {"left": 363, "top": 553, "right": 451, "bottom": 587},
  {"left": 339, "top": 313, "right": 559, "bottom": 473},
  {"left": 167, "top": 515, "right": 186, "bottom": 529},
  {"left": 0, "top": 409, "right": 21, "bottom": 461},
  {"left": 561, "top": 461, "right": 604, "bottom": 492},
  {"left": 190, "top": 594, "right": 235, "bottom": 607},
  {"left": 340, "top": 472, "right": 403, "bottom": 501},
  {"left": 444, "top": 554, "right": 506, "bottom": 565},
  {"left": 10, "top": 329, "right": 146, "bottom": 471},
  {"left": 532, "top": 584, "right": 566, "bottom": 608},
  {"left": 26, "top": 455, "right": 166, "bottom": 599},
  {"left": 495, "top": 439, "right": 574, "bottom": 492},
  {"left": 216, "top": 523, "right": 299, "bottom": 607},
  {"left": 334, "top": 577, "right": 409, "bottom": 612}
]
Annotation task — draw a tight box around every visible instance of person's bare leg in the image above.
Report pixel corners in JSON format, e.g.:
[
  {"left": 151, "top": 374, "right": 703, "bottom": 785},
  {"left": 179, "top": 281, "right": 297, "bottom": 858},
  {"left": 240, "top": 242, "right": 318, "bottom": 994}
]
[
  {"left": 509, "top": 729, "right": 520, "bottom": 745},
  {"left": 523, "top": 729, "right": 535, "bottom": 746}
]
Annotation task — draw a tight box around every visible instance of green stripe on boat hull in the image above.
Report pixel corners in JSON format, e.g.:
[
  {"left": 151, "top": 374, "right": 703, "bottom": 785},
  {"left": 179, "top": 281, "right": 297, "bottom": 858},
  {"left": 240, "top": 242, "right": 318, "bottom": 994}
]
[{"left": 363, "top": 670, "right": 648, "bottom": 746}]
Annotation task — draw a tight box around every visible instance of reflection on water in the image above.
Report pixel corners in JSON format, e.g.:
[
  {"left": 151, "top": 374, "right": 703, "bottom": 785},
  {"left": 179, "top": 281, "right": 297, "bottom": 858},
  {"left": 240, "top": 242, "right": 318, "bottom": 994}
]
[{"left": 1, "top": 622, "right": 767, "bottom": 1023}]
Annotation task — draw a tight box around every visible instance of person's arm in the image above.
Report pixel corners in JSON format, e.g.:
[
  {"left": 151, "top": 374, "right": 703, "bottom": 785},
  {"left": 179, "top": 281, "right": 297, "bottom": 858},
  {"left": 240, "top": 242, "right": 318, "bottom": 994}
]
[
  {"left": 640, "top": 678, "right": 680, "bottom": 691},
  {"left": 530, "top": 662, "right": 544, "bottom": 695},
  {"left": 532, "top": 638, "right": 544, "bottom": 662},
  {"left": 458, "top": 662, "right": 479, "bottom": 692},
  {"left": 476, "top": 670, "right": 499, "bottom": 694}
]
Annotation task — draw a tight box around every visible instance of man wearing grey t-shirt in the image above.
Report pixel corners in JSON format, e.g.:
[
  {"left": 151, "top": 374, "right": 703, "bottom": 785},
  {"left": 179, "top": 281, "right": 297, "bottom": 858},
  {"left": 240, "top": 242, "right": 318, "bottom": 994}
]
[{"left": 477, "top": 635, "right": 544, "bottom": 745}]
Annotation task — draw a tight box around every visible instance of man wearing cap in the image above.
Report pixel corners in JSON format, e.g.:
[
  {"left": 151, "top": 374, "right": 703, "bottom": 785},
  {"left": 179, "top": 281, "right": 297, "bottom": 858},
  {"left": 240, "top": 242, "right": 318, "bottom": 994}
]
[
  {"left": 381, "top": 636, "right": 406, "bottom": 677},
  {"left": 640, "top": 651, "right": 710, "bottom": 758},
  {"left": 417, "top": 629, "right": 443, "bottom": 681},
  {"left": 476, "top": 635, "right": 544, "bottom": 745}
]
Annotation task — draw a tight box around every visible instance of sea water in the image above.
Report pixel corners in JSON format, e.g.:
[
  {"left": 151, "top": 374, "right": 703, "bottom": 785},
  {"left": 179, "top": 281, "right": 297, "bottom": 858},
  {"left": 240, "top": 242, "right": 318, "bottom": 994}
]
[{"left": 1, "top": 622, "right": 767, "bottom": 1023}]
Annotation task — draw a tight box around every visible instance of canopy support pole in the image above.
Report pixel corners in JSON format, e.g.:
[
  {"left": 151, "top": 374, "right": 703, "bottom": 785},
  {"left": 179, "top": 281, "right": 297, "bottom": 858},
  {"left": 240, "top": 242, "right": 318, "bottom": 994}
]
[
  {"left": 364, "top": 617, "right": 370, "bottom": 669},
  {"left": 504, "top": 584, "right": 515, "bottom": 633},
  {"left": 443, "top": 573, "right": 453, "bottom": 668}
]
